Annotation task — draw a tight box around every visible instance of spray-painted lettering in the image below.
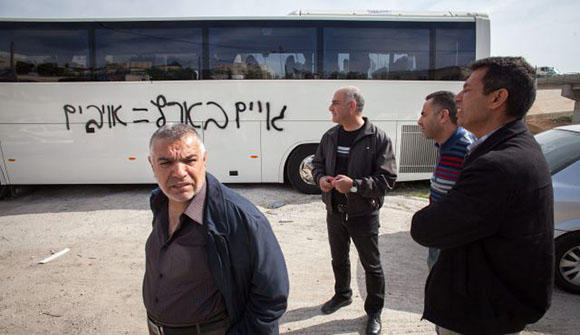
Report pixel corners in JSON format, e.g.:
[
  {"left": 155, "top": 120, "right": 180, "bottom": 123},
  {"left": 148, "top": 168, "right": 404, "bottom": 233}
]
[{"left": 63, "top": 94, "right": 287, "bottom": 134}]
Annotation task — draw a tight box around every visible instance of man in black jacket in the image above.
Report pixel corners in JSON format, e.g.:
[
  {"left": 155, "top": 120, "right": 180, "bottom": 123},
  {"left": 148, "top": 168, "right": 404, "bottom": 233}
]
[
  {"left": 144, "top": 123, "right": 289, "bottom": 335},
  {"left": 312, "top": 86, "right": 397, "bottom": 335},
  {"left": 411, "top": 57, "right": 554, "bottom": 335}
]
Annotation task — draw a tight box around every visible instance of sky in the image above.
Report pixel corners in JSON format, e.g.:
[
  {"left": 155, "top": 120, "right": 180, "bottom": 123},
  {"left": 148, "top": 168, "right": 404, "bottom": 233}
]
[{"left": 0, "top": 0, "right": 578, "bottom": 73}]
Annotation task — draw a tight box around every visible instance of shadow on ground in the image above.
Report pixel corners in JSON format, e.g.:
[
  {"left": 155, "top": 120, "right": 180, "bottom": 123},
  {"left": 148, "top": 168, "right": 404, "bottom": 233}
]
[
  {"left": 282, "top": 313, "right": 367, "bottom": 335},
  {"left": 0, "top": 184, "right": 155, "bottom": 216}
]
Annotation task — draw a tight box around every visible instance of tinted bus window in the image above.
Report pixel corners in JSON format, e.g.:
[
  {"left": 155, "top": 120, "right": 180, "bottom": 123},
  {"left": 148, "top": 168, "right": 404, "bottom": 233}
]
[
  {"left": 434, "top": 28, "right": 475, "bottom": 80},
  {"left": 0, "top": 28, "right": 90, "bottom": 82},
  {"left": 323, "top": 27, "right": 430, "bottom": 80},
  {"left": 95, "top": 26, "right": 202, "bottom": 81},
  {"left": 208, "top": 26, "right": 317, "bottom": 80}
]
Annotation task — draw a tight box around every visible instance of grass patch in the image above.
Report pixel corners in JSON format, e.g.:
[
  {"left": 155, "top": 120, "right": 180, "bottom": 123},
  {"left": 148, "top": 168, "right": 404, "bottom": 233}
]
[{"left": 551, "top": 115, "right": 572, "bottom": 123}]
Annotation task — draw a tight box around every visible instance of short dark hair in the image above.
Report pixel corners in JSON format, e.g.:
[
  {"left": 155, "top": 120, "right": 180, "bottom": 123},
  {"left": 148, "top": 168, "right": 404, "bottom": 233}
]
[
  {"left": 425, "top": 90, "right": 458, "bottom": 124},
  {"left": 469, "top": 56, "right": 536, "bottom": 119},
  {"left": 149, "top": 123, "right": 204, "bottom": 151}
]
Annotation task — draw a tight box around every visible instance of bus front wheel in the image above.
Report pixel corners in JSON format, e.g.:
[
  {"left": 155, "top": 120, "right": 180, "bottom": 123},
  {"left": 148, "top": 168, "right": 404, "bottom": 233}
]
[{"left": 287, "top": 144, "right": 321, "bottom": 194}]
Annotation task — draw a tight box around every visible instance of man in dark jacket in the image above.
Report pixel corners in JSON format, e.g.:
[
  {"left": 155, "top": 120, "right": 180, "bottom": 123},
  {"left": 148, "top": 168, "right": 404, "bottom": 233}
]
[
  {"left": 411, "top": 57, "right": 554, "bottom": 335},
  {"left": 144, "top": 123, "right": 289, "bottom": 335},
  {"left": 312, "top": 86, "right": 397, "bottom": 335}
]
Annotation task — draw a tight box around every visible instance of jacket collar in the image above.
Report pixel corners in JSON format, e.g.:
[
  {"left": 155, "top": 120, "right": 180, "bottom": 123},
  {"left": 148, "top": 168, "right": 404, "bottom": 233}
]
[
  {"left": 150, "top": 172, "right": 229, "bottom": 236},
  {"left": 203, "top": 172, "right": 230, "bottom": 236},
  {"left": 465, "top": 119, "right": 528, "bottom": 164}
]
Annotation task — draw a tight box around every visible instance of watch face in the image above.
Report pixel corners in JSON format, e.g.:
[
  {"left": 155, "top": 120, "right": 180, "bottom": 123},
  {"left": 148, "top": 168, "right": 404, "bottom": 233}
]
[{"left": 350, "top": 186, "right": 357, "bottom": 193}]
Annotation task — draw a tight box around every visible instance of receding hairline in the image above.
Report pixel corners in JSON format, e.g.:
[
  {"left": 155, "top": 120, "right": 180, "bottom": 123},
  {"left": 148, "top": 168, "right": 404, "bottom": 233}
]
[
  {"left": 149, "top": 132, "right": 203, "bottom": 146},
  {"left": 336, "top": 86, "right": 362, "bottom": 98},
  {"left": 148, "top": 124, "right": 205, "bottom": 153},
  {"left": 335, "top": 86, "right": 365, "bottom": 112}
]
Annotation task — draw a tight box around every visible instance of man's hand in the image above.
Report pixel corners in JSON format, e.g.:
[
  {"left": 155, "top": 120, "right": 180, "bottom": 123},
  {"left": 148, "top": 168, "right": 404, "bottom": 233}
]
[
  {"left": 332, "top": 175, "right": 353, "bottom": 194},
  {"left": 319, "top": 176, "right": 334, "bottom": 192}
]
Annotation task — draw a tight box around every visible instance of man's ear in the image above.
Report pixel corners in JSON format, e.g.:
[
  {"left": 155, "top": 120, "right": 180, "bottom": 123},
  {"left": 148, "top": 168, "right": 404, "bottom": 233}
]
[
  {"left": 438, "top": 109, "right": 450, "bottom": 123},
  {"left": 348, "top": 100, "right": 357, "bottom": 113},
  {"left": 148, "top": 156, "right": 154, "bottom": 170},
  {"left": 490, "top": 88, "right": 509, "bottom": 110}
]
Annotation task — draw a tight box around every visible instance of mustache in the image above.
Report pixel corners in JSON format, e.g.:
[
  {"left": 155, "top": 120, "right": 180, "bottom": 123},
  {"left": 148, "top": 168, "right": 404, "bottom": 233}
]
[{"left": 168, "top": 180, "right": 194, "bottom": 187}]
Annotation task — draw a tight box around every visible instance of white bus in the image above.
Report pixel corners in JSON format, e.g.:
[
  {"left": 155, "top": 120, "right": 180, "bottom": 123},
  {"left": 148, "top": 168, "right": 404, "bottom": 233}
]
[{"left": 0, "top": 10, "right": 490, "bottom": 195}]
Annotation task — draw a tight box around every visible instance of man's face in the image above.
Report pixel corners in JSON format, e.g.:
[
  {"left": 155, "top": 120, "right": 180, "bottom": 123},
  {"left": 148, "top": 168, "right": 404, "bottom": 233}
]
[
  {"left": 329, "top": 90, "right": 353, "bottom": 125},
  {"left": 455, "top": 68, "right": 492, "bottom": 134},
  {"left": 149, "top": 134, "right": 206, "bottom": 204},
  {"left": 417, "top": 98, "right": 441, "bottom": 140}
]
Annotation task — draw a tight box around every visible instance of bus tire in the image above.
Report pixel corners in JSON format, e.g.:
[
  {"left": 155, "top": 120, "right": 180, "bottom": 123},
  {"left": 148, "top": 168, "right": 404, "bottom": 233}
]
[
  {"left": 0, "top": 183, "right": 10, "bottom": 200},
  {"left": 287, "top": 144, "right": 321, "bottom": 194}
]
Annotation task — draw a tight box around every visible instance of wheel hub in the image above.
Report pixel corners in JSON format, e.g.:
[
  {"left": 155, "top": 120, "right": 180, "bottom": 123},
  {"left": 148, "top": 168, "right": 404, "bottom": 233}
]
[
  {"left": 298, "top": 155, "right": 316, "bottom": 186},
  {"left": 559, "top": 245, "right": 580, "bottom": 287}
]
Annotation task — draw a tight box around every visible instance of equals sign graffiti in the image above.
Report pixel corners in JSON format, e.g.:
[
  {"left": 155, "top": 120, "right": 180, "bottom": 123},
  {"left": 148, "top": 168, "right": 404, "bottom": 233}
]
[{"left": 132, "top": 108, "right": 149, "bottom": 123}]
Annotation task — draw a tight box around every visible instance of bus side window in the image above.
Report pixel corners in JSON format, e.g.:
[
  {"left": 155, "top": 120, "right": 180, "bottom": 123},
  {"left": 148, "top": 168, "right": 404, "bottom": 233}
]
[
  {"left": 0, "top": 29, "right": 90, "bottom": 82},
  {"left": 301, "top": 54, "right": 316, "bottom": 79},
  {"left": 433, "top": 28, "right": 475, "bottom": 80},
  {"left": 389, "top": 55, "right": 409, "bottom": 79},
  {"left": 95, "top": 26, "right": 202, "bottom": 82},
  {"left": 284, "top": 55, "right": 297, "bottom": 79},
  {"left": 324, "top": 26, "right": 431, "bottom": 81},
  {"left": 209, "top": 26, "right": 316, "bottom": 80},
  {"left": 347, "top": 52, "right": 370, "bottom": 79},
  {"left": 244, "top": 55, "right": 266, "bottom": 79}
]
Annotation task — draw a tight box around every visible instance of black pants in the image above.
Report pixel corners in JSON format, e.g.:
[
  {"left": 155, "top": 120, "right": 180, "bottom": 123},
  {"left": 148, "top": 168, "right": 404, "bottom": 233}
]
[{"left": 326, "top": 211, "right": 385, "bottom": 314}]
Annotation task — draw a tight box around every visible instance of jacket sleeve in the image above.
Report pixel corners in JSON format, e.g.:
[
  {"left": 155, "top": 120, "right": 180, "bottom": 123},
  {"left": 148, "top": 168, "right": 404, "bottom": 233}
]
[
  {"left": 312, "top": 136, "right": 327, "bottom": 187},
  {"left": 228, "top": 214, "right": 289, "bottom": 335},
  {"left": 357, "top": 132, "right": 397, "bottom": 198},
  {"left": 410, "top": 156, "right": 507, "bottom": 249}
]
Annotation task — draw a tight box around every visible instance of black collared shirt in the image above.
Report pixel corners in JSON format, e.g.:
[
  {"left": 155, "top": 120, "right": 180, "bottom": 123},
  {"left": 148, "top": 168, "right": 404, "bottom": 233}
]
[{"left": 143, "top": 183, "right": 226, "bottom": 326}]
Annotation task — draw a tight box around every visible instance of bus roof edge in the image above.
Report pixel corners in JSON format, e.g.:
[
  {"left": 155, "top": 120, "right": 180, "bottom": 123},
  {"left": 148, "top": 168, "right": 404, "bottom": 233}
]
[{"left": 287, "top": 9, "right": 489, "bottom": 18}]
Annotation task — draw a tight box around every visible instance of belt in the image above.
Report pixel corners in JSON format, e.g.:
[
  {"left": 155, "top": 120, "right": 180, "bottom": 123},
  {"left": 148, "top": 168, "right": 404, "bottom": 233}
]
[
  {"left": 336, "top": 204, "right": 353, "bottom": 221},
  {"left": 147, "top": 313, "right": 229, "bottom": 335}
]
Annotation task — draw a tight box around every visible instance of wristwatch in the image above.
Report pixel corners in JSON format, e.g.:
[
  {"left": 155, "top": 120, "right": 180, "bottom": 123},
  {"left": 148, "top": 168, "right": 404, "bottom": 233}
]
[{"left": 350, "top": 180, "right": 358, "bottom": 193}]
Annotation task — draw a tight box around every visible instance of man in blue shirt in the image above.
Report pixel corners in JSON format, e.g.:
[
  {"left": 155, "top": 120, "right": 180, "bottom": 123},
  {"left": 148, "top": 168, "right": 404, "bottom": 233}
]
[{"left": 417, "top": 90, "right": 475, "bottom": 270}]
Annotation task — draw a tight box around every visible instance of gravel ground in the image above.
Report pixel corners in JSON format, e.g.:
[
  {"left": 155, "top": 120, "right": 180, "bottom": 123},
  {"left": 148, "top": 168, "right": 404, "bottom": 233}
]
[{"left": 0, "top": 182, "right": 578, "bottom": 335}]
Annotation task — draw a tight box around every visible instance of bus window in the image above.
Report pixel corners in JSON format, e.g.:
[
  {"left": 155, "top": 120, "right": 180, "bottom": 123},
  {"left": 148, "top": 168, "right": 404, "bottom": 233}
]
[
  {"left": 0, "top": 29, "right": 90, "bottom": 82},
  {"left": 95, "top": 26, "right": 201, "bottom": 81},
  {"left": 323, "top": 26, "right": 430, "bottom": 80},
  {"left": 433, "top": 28, "right": 475, "bottom": 80},
  {"left": 208, "top": 26, "right": 316, "bottom": 80}
]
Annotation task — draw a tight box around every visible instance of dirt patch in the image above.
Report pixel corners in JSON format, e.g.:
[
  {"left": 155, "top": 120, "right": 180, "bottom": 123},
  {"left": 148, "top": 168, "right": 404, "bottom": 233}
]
[
  {"left": 526, "top": 115, "right": 573, "bottom": 134},
  {"left": 0, "top": 183, "right": 579, "bottom": 335}
]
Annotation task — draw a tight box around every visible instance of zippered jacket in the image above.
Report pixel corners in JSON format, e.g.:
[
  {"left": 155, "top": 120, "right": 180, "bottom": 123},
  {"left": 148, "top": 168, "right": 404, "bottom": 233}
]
[
  {"left": 149, "top": 173, "right": 289, "bottom": 334},
  {"left": 312, "top": 117, "right": 397, "bottom": 216}
]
